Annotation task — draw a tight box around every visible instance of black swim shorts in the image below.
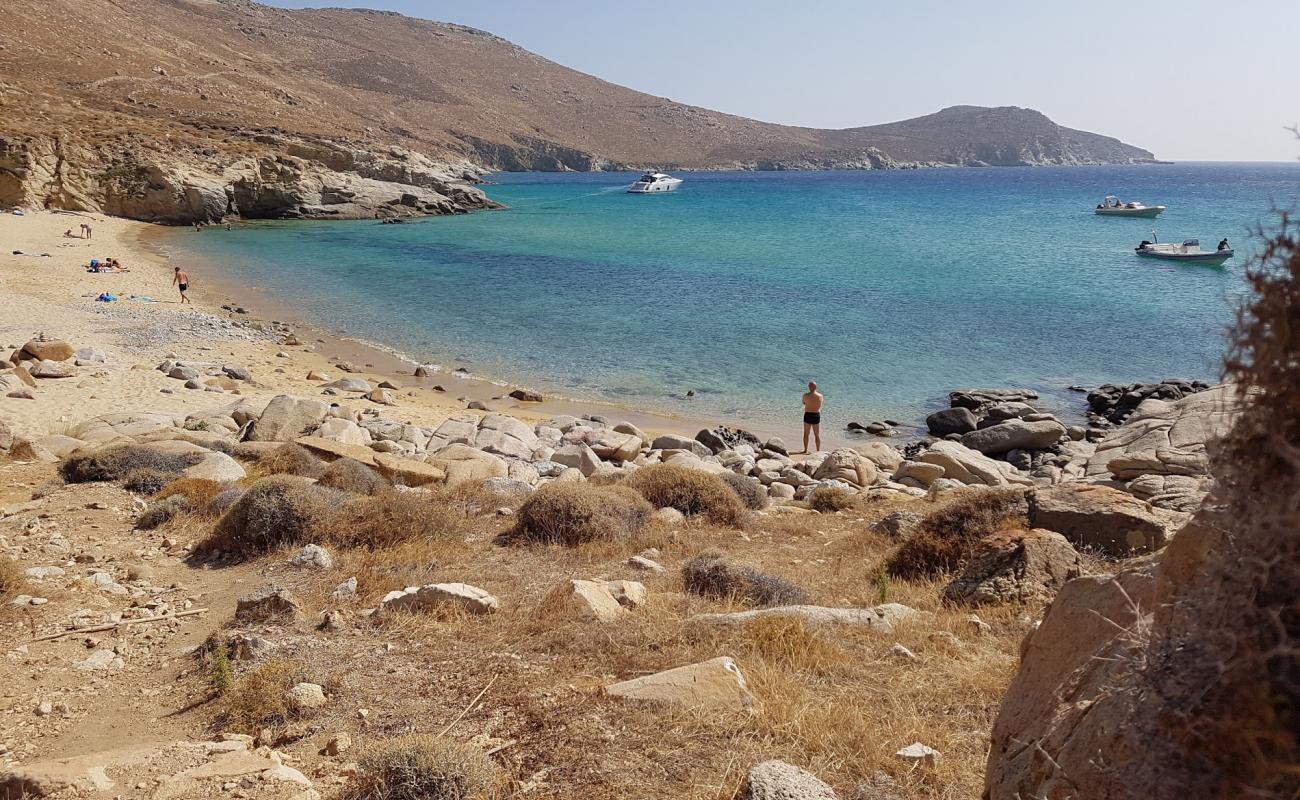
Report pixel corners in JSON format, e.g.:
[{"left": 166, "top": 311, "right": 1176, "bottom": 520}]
[
  {"left": 803, "top": 411, "right": 821, "bottom": 425},
  {"left": 178, "top": 283, "right": 188, "bottom": 291}
]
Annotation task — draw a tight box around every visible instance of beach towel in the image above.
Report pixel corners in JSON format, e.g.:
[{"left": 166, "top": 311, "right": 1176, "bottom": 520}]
[{"left": 96, "top": 293, "right": 118, "bottom": 302}]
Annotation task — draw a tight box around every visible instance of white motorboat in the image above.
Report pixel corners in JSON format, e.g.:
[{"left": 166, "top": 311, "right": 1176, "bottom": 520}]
[
  {"left": 1096, "top": 195, "right": 1166, "bottom": 218},
  {"left": 1135, "top": 237, "right": 1233, "bottom": 266},
  {"left": 627, "top": 171, "right": 682, "bottom": 194}
]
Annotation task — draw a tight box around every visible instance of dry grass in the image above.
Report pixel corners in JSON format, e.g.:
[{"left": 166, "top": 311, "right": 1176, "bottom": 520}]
[
  {"left": 342, "top": 736, "right": 498, "bottom": 800},
  {"left": 886, "top": 488, "right": 1028, "bottom": 579},
  {"left": 809, "top": 486, "right": 858, "bottom": 513},
  {"left": 319, "top": 488, "right": 479, "bottom": 551},
  {"left": 508, "top": 482, "right": 652, "bottom": 546},
  {"left": 319, "top": 457, "right": 391, "bottom": 495},
  {"left": 60, "top": 444, "right": 201, "bottom": 483},
  {"left": 122, "top": 468, "right": 169, "bottom": 495},
  {"left": 217, "top": 659, "right": 320, "bottom": 734},
  {"left": 156, "top": 477, "right": 228, "bottom": 510},
  {"left": 627, "top": 464, "right": 748, "bottom": 527},
  {"left": 0, "top": 556, "right": 27, "bottom": 609},
  {"left": 136, "top": 494, "right": 192, "bottom": 530},
  {"left": 254, "top": 442, "right": 325, "bottom": 478}
]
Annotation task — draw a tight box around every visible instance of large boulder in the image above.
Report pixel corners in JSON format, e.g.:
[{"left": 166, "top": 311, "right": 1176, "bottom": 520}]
[
  {"left": 606, "top": 657, "right": 752, "bottom": 712},
  {"left": 949, "top": 388, "right": 1039, "bottom": 411},
  {"left": 1085, "top": 384, "right": 1239, "bottom": 481},
  {"left": 19, "top": 339, "right": 74, "bottom": 362},
  {"left": 30, "top": 360, "right": 75, "bottom": 378},
  {"left": 246, "top": 395, "right": 329, "bottom": 442},
  {"left": 688, "top": 603, "right": 917, "bottom": 635},
  {"left": 943, "top": 529, "right": 1084, "bottom": 607},
  {"left": 182, "top": 452, "right": 247, "bottom": 482},
  {"left": 589, "top": 431, "right": 642, "bottom": 463},
  {"left": 855, "top": 441, "right": 904, "bottom": 472},
  {"left": 379, "top": 582, "right": 500, "bottom": 615},
  {"left": 926, "top": 407, "right": 979, "bottom": 436},
  {"left": 960, "top": 419, "right": 1067, "bottom": 455},
  {"left": 426, "top": 415, "right": 478, "bottom": 450},
  {"left": 1028, "top": 483, "right": 1180, "bottom": 557},
  {"left": 742, "top": 760, "right": 839, "bottom": 800},
  {"left": 426, "top": 443, "right": 507, "bottom": 486},
  {"left": 650, "top": 433, "right": 711, "bottom": 457},
  {"left": 811, "top": 447, "right": 877, "bottom": 486},
  {"left": 917, "top": 441, "right": 1033, "bottom": 487},
  {"left": 984, "top": 562, "right": 1158, "bottom": 799},
  {"left": 315, "top": 417, "right": 370, "bottom": 446},
  {"left": 473, "top": 413, "right": 539, "bottom": 460}
]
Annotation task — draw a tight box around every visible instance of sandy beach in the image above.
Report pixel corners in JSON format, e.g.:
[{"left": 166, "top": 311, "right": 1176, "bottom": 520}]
[{"left": 0, "top": 209, "right": 724, "bottom": 449}]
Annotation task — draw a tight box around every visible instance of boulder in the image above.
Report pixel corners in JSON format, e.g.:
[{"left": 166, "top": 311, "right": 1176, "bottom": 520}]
[
  {"left": 286, "top": 682, "right": 327, "bottom": 711},
  {"left": 74, "top": 347, "right": 107, "bottom": 366},
  {"left": 1085, "top": 384, "right": 1239, "bottom": 481},
  {"left": 869, "top": 510, "right": 923, "bottom": 540},
  {"left": 426, "top": 415, "right": 478, "bottom": 449},
  {"left": 321, "top": 378, "right": 371, "bottom": 392},
  {"left": 316, "top": 417, "right": 370, "bottom": 446},
  {"left": 650, "top": 433, "right": 711, "bottom": 457},
  {"left": 508, "top": 388, "right": 543, "bottom": 402},
  {"left": 287, "top": 544, "right": 333, "bottom": 570},
  {"left": 221, "top": 363, "right": 252, "bottom": 381},
  {"left": 182, "top": 452, "right": 247, "bottom": 482},
  {"left": 538, "top": 579, "right": 626, "bottom": 623},
  {"left": 960, "top": 419, "right": 1067, "bottom": 455},
  {"left": 917, "top": 441, "right": 1033, "bottom": 487},
  {"left": 247, "top": 395, "right": 330, "bottom": 442},
  {"left": 367, "top": 388, "right": 395, "bottom": 405},
  {"left": 984, "top": 563, "right": 1157, "bottom": 799},
  {"left": 742, "top": 760, "right": 839, "bottom": 800},
  {"left": 474, "top": 413, "right": 539, "bottom": 460},
  {"left": 589, "top": 431, "right": 642, "bottom": 463},
  {"left": 895, "top": 460, "right": 945, "bottom": 485},
  {"left": 30, "top": 360, "right": 75, "bottom": 378},
  {"left": 943, "top": 529, "right": 1084, "bottom": 607},
  {"left": 234, "top": 587, "right": 302, "bottom": 624},
  {"left": 1028, "top": 483, "right": 1177, "bottom": 556},
  {"left": 949, "top": 388, "right": 1039, "bottom": 411},
  {"left": 811, "top": 447, "right": 877, "bottom": 486},
  {"left": 688, "top": 603, "right": 917, "bottom": 634},
  {"left": 855, "top": 441, "right": 904, "bottom": 471},
  {"left": 373, "top": 452, "right": 446, "bottom": 487},
  {"left": 426, "top": 444, "right": 507, "bottom": 486},
  {"left": 606, "top": 656, "right": 752, "bottom": 711},
  {"left": 20, "top": 339, "right": 74, "bottom": 362},
  {"left": 168, "top": 365, "right": 200, "bottom": 381},
  {"left": 379, "top": 582, "right": 499, "bottom": 615}
]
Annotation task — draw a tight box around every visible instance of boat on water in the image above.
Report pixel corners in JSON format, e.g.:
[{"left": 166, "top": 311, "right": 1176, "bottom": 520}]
[
  {"left": 1096, "top": 195, "right": 1166, "bottom": 218},
  {"left": 1135, "top": 237, "right": 1233, "bottom": 266},
  {"left": 627, "top": 171, "right": 682, "bottom": 194}
]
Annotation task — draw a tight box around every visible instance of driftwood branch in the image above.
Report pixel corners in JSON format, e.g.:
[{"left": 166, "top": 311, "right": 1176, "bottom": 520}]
[{"left": 29, "top": 607, "right": 210, "bottom": 642}]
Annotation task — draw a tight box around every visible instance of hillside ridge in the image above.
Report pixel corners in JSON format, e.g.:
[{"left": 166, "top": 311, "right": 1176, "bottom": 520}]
[{"left": 0, "top": 0, "right": 1155, "bottom": 223}]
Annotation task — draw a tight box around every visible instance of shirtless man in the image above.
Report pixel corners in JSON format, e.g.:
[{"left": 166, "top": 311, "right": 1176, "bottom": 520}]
[
  {"left": 801, "top": 381, "right": 824, "bottom": 453},
  {"left": 172, "top": 266, "right": 191, "bottom": 304}
]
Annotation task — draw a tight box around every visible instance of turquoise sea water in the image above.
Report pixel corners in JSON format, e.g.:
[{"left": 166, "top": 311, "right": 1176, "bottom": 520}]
[{"left": 163, "top": 163, "right": 1298, "bottom": 430}]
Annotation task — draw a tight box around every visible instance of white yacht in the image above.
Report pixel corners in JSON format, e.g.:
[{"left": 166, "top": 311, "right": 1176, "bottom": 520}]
[{"left": 627, "top": 171, "right": 682, "bottom": 194}]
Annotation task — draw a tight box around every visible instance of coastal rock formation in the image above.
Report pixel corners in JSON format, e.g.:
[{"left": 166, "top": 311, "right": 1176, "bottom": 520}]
[{"left": 942, "top": 529, "right": 1083, "bottom": 607}]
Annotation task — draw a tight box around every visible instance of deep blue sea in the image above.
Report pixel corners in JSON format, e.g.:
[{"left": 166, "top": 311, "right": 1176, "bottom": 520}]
[{"left": 163, "top": 163, "right": 1299, "bottom": 430}]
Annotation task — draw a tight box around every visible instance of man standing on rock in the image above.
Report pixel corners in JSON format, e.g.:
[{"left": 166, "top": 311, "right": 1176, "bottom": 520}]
[
  {"left": 801, "top": 381, "right": 824, "bottom": 453},
  {"left": 172, "top": 266, "right": 191, "bottom": 305}
]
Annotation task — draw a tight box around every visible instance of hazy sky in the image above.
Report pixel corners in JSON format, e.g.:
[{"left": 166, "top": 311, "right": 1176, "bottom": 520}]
[{"left": 267, "top": 0, "right": 1298, "bottom": 162}]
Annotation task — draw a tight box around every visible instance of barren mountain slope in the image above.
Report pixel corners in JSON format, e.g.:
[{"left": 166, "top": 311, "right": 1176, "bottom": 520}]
[{"left": 0, "top": 0, "right": 1155, "bottom": 222}]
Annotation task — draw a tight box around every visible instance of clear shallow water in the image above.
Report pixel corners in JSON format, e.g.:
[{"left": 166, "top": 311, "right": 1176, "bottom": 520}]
[{"left": 164, "top": 163, "right": 1298, "bottom": 430}]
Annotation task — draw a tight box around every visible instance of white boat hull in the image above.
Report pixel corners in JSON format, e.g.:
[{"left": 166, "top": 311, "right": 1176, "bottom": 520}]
[
  {"left": 1096, "top": 205, "right": 1165, "bottom": 218},
  {"left": 628, "top": 178, "right": 682, "bottom": 194},
  {"left": 1136, "top": 246, "right": 1233, "bottom": 266}
]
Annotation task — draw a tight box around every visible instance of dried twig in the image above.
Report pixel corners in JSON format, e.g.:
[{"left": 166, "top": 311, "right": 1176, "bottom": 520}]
[
  {"left": 29, "top": 607, "right": 209, "bottom": 642},
  {"left": 434, "top": 673, "right": 498, "bottom": 739}
]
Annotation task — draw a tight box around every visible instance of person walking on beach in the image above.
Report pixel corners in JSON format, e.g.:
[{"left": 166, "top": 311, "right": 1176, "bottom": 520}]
[
  {"left": 801, "top": 381, "right": 824, "bottom": 453},
  {"left": 85, "top": 223, "right": 92, "bottom": 239},
  {"left": 172, "top": 266, "right": 191, "bottom": 304}
]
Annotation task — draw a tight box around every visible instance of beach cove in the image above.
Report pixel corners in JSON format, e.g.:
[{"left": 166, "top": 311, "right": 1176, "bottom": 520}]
[{"left": 159, "top": 162, "right": 1296, "bottom": 435}]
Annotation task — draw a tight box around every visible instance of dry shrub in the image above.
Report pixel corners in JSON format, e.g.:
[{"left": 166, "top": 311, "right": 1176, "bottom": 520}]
[
  {"left": 0, "top": 557, "right": 26, "bottom": 607},
  {"left": 886, "top": 488, "right": 1027, "bottom": 579},
  {"left": 319, "top": 457, "right": 390, "bottom": 495},
  {"left": 136, "top": 495, "right": 192, "bottom": 530},
  {"left": 721, "top": 472, "right": 769, "bottom": 510},
  {"left": 255, "top": 443, "right": 325, "bottom": 478},
  {"left": 206, "top": 486, "right": 245, "bottom": 517},
  {"left": 509, "top": 482, "right": 652, "bottom": 546},
  {"left": 61, "top": 444, "right": 201, "bottom": 483},
  {"left": 123, "top": 468, "right": 169, "bottom": 495},
  {"left": 682, "top": 552, "right": 807, "bottom": 607},
  {"left": 202, "top": 475, "right": 334, "bottom": 557},
  {"left": 626, "top": 463, "right": 747, "bottom": 526},
  {"left": 342, "top": 735, "right": 496, "bottom": 800},
  {"left": 156, "top": 477, "right": 227, "bottom": 509},
  {"left": 218, "top": 659, "right": 316, "bottom": 733},
  {"left": 1133, "top": 211, "right": 1300, "bottom": 796},
  {"left": 319, "top": 489, "right": 471, "bottom": 551},
  {"left": 810, "top": 486, "right": 857, "bottom": 513}
]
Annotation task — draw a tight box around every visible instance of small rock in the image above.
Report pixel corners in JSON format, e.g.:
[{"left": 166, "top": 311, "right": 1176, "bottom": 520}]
[
  {"left": 323, "top": 732, "right": 352, "bottom": 756},
  {"left": 895, "top": 741, "right": 940, "bottom": 766},
  {"left": 626, "top": 555, "right": 665, "bottom": 573},
  {"left": 890, "top": 643, "right": 917, "bottom": 661},
  {"left": 287, "top": 544, "right": 333, "bottom": 570},
  {"left": 286, "top": 682, "right": 327, "bottom": 711},
  {"left": 742, "top": 759, "right": 838, "bottom": 800}
]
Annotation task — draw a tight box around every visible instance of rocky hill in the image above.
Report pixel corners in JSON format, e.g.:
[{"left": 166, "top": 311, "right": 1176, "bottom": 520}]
[{"left": 0, "top": 0, "right": 1155, "bottom": 223}]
